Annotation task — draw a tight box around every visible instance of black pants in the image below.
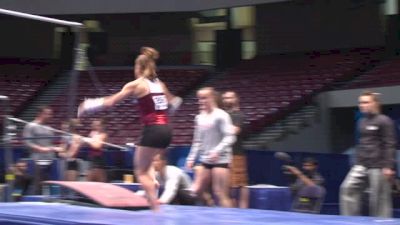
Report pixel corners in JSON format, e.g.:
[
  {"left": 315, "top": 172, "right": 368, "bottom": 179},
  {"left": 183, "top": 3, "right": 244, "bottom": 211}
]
[
  {"left": 170, "top": 189, "right": 197, "bottom": 205},
  {"left": 33, "top": 162, "right": 52, "bottom": 195}
]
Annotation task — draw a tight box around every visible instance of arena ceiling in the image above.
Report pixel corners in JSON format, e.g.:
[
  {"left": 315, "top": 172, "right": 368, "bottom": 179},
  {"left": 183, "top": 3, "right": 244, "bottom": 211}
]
[{"left": 0, "top": 0, "right": 290, "bottom": 15}]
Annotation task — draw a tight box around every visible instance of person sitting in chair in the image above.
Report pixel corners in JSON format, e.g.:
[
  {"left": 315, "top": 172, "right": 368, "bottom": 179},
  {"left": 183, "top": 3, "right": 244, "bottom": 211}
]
[
  {"left": 286, "top": 157, "right": 325, "bottom": 213},
  {"left": 10, "top": 159, "right": 32, "bottom": 201}
]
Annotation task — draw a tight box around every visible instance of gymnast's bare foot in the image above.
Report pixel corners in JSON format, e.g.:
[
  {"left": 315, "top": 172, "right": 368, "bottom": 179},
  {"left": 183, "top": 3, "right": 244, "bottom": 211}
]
[{"left": 148, "top": 197, "right": 161, "bottom": 212}]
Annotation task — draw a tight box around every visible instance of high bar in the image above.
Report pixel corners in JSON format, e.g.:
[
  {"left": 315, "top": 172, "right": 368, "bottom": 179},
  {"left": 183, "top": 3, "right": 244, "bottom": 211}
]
[
  {"left": 0, "top": 8, "right": 83, "bottom": 27},
  {"left": 7, "top": 117, "right": 127, "bottom": 150}
]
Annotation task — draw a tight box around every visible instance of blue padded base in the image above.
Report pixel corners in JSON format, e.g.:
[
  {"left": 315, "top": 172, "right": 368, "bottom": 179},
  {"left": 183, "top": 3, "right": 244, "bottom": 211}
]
[{"left": 0, "top": 202, "right": 399, "bottom": 225}]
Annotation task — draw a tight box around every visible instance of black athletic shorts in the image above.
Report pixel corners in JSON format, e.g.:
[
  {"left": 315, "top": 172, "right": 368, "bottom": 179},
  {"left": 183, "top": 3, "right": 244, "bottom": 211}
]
[
  {"left": 89, "top": 155, "right": 106, "bottom": 169},
  {"left": 66, "top": 159, "right": 79, "bottom": 171},
  {"left": 139, "top": 125, "right": 172, "bottom": 149},
  {"left": 202, "top": 163, "right": 229, "bottom": 169}
]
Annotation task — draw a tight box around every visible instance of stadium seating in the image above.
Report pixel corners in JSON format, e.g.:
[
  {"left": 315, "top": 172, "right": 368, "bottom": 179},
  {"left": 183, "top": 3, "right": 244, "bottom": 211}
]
[
  {"left": 0, "top": 58, "right": 56, "bottom": 114},
  {"left": 342, "top": 57, "right": 400, "bottom": 89},
  {"left": 45, "top": 49, "right": 382, "bottom": 147},
  {"left": 8, "top": 49, "right": 380, "bottom": 147},
  {"left": 170, "top": 49, "right": 381, "bottom": 145}
]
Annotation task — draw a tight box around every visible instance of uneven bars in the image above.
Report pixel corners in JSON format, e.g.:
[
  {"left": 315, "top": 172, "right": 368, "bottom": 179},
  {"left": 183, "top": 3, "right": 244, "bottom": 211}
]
[
  {"left": 7, "top": 117, "right": 128, "bottom": 150},
  {"left": 0, "top": 8, "right": 83, "bottom": 27}
]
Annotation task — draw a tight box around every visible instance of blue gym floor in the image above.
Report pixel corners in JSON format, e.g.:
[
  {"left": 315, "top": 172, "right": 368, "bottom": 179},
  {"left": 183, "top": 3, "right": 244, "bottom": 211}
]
[{"left": 0, "top": 203, "right": 400, "bottom": 225}]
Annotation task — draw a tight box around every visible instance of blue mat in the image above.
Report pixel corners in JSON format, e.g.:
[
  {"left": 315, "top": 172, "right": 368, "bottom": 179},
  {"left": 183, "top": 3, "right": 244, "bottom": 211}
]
[{"left": 0, "top": 203, "right": 400, "bottom": 225}]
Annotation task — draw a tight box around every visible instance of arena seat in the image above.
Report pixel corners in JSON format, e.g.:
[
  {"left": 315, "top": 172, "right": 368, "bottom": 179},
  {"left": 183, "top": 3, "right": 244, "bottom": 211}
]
[
  {"left": 342, "top": 57, "right": 400, "bottom": 89},
  {"left": 0, "top": 58, "right": 57, "bottom": 114},
  {"left": 169, "top": 48, "right": 381, "bottom": 144},
  {"left": 25, "top": 49, "right": 380, "bottom": 147}
]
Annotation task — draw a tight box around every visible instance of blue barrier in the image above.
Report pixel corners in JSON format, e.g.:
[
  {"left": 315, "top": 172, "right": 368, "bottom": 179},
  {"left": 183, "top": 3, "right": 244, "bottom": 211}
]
[
  {"left": 1, "top": 146, "right": 350, "bottom": 203},
  {"left": 247, "top": 185, "right": 292, "bottom": 211},
  {"left": 246, "top": 150, "right": 350, "bottom": 203}
]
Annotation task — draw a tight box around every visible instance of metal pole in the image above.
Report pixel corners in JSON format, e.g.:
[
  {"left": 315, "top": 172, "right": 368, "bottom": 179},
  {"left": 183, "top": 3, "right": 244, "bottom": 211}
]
[
  {"left": 62, "top": 27, "right": 82, "bottom": 185},
  {"left": 0, "top": 8, "right": 82, "bottom": 27},
  {"left": 67, "top": 27, "right": 83, "bottom": 120},
  {"left": 0, "top": 8, "right": 84, "bottom": 123},
  {"left": 7, "top": 117, "right": 127, "bottom": 150},
  {"left": 0, "top": 9, "right": 83, "bottom": 200},
  {"left": 1, "top": 96, "right": 13, "bottom": 202}
]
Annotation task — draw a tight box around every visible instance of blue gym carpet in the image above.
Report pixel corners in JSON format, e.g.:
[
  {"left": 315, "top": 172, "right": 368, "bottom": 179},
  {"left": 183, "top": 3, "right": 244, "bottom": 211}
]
[{"left": 0, "top": 203, "right": 399, "bottom": 225}]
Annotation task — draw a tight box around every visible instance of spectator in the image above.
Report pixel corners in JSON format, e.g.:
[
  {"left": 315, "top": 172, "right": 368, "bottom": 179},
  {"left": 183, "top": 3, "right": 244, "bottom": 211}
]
[
  {"left": 286, "top": 157, "right": 325, "bottom": 213},
  {"left": 58, "top": 119, "right": 82, "bottom": 181},
  {"left": 10, "top": 159, "right": 32, "bottom": 201},
  {"left": 23, "top": 106, "right": 59, "bottom": 194},
  {"left": 222, "top": 91, "right": 249, "bottom": 208},
  {"left": 153, "top": 153, "right": 194, "bottom": 205},
  {"left": 340, "top": 91, "right": 396, "bottom": 217}
]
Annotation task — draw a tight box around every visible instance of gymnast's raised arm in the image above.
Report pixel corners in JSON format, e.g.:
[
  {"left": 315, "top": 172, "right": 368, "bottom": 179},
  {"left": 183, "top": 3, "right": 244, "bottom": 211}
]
[{"left": 78, "top": 80, "right": 140, "bottom": 117}]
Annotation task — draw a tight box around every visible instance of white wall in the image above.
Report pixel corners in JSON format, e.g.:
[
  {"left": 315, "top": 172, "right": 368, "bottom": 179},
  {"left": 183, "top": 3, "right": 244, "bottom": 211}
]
[
  {"left": 0, "top": 0, "right": 289, "bottom": 15},
  {"left": 266, "top": 85, "right": 400, "bottom": 153},
  {"left": 268, "top": 94, "right": 332, "bottom": 153},
  {"left": 268, "top": 119, "right": 331, "bottom": 153},
  {"left": 323, "top": 85, "right": 400, "bottom": 108}
]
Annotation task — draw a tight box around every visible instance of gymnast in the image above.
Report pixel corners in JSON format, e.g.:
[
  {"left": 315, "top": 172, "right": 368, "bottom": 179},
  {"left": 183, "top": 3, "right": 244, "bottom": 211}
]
[{"left": 78, "top": 47, "right": 182, "bottom": 210}]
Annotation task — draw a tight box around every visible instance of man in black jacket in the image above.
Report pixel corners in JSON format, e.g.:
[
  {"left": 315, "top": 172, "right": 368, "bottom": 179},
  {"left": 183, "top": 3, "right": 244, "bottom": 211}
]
[{"left": 340, "top": 91, "right": 397, "bottom": 217}]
